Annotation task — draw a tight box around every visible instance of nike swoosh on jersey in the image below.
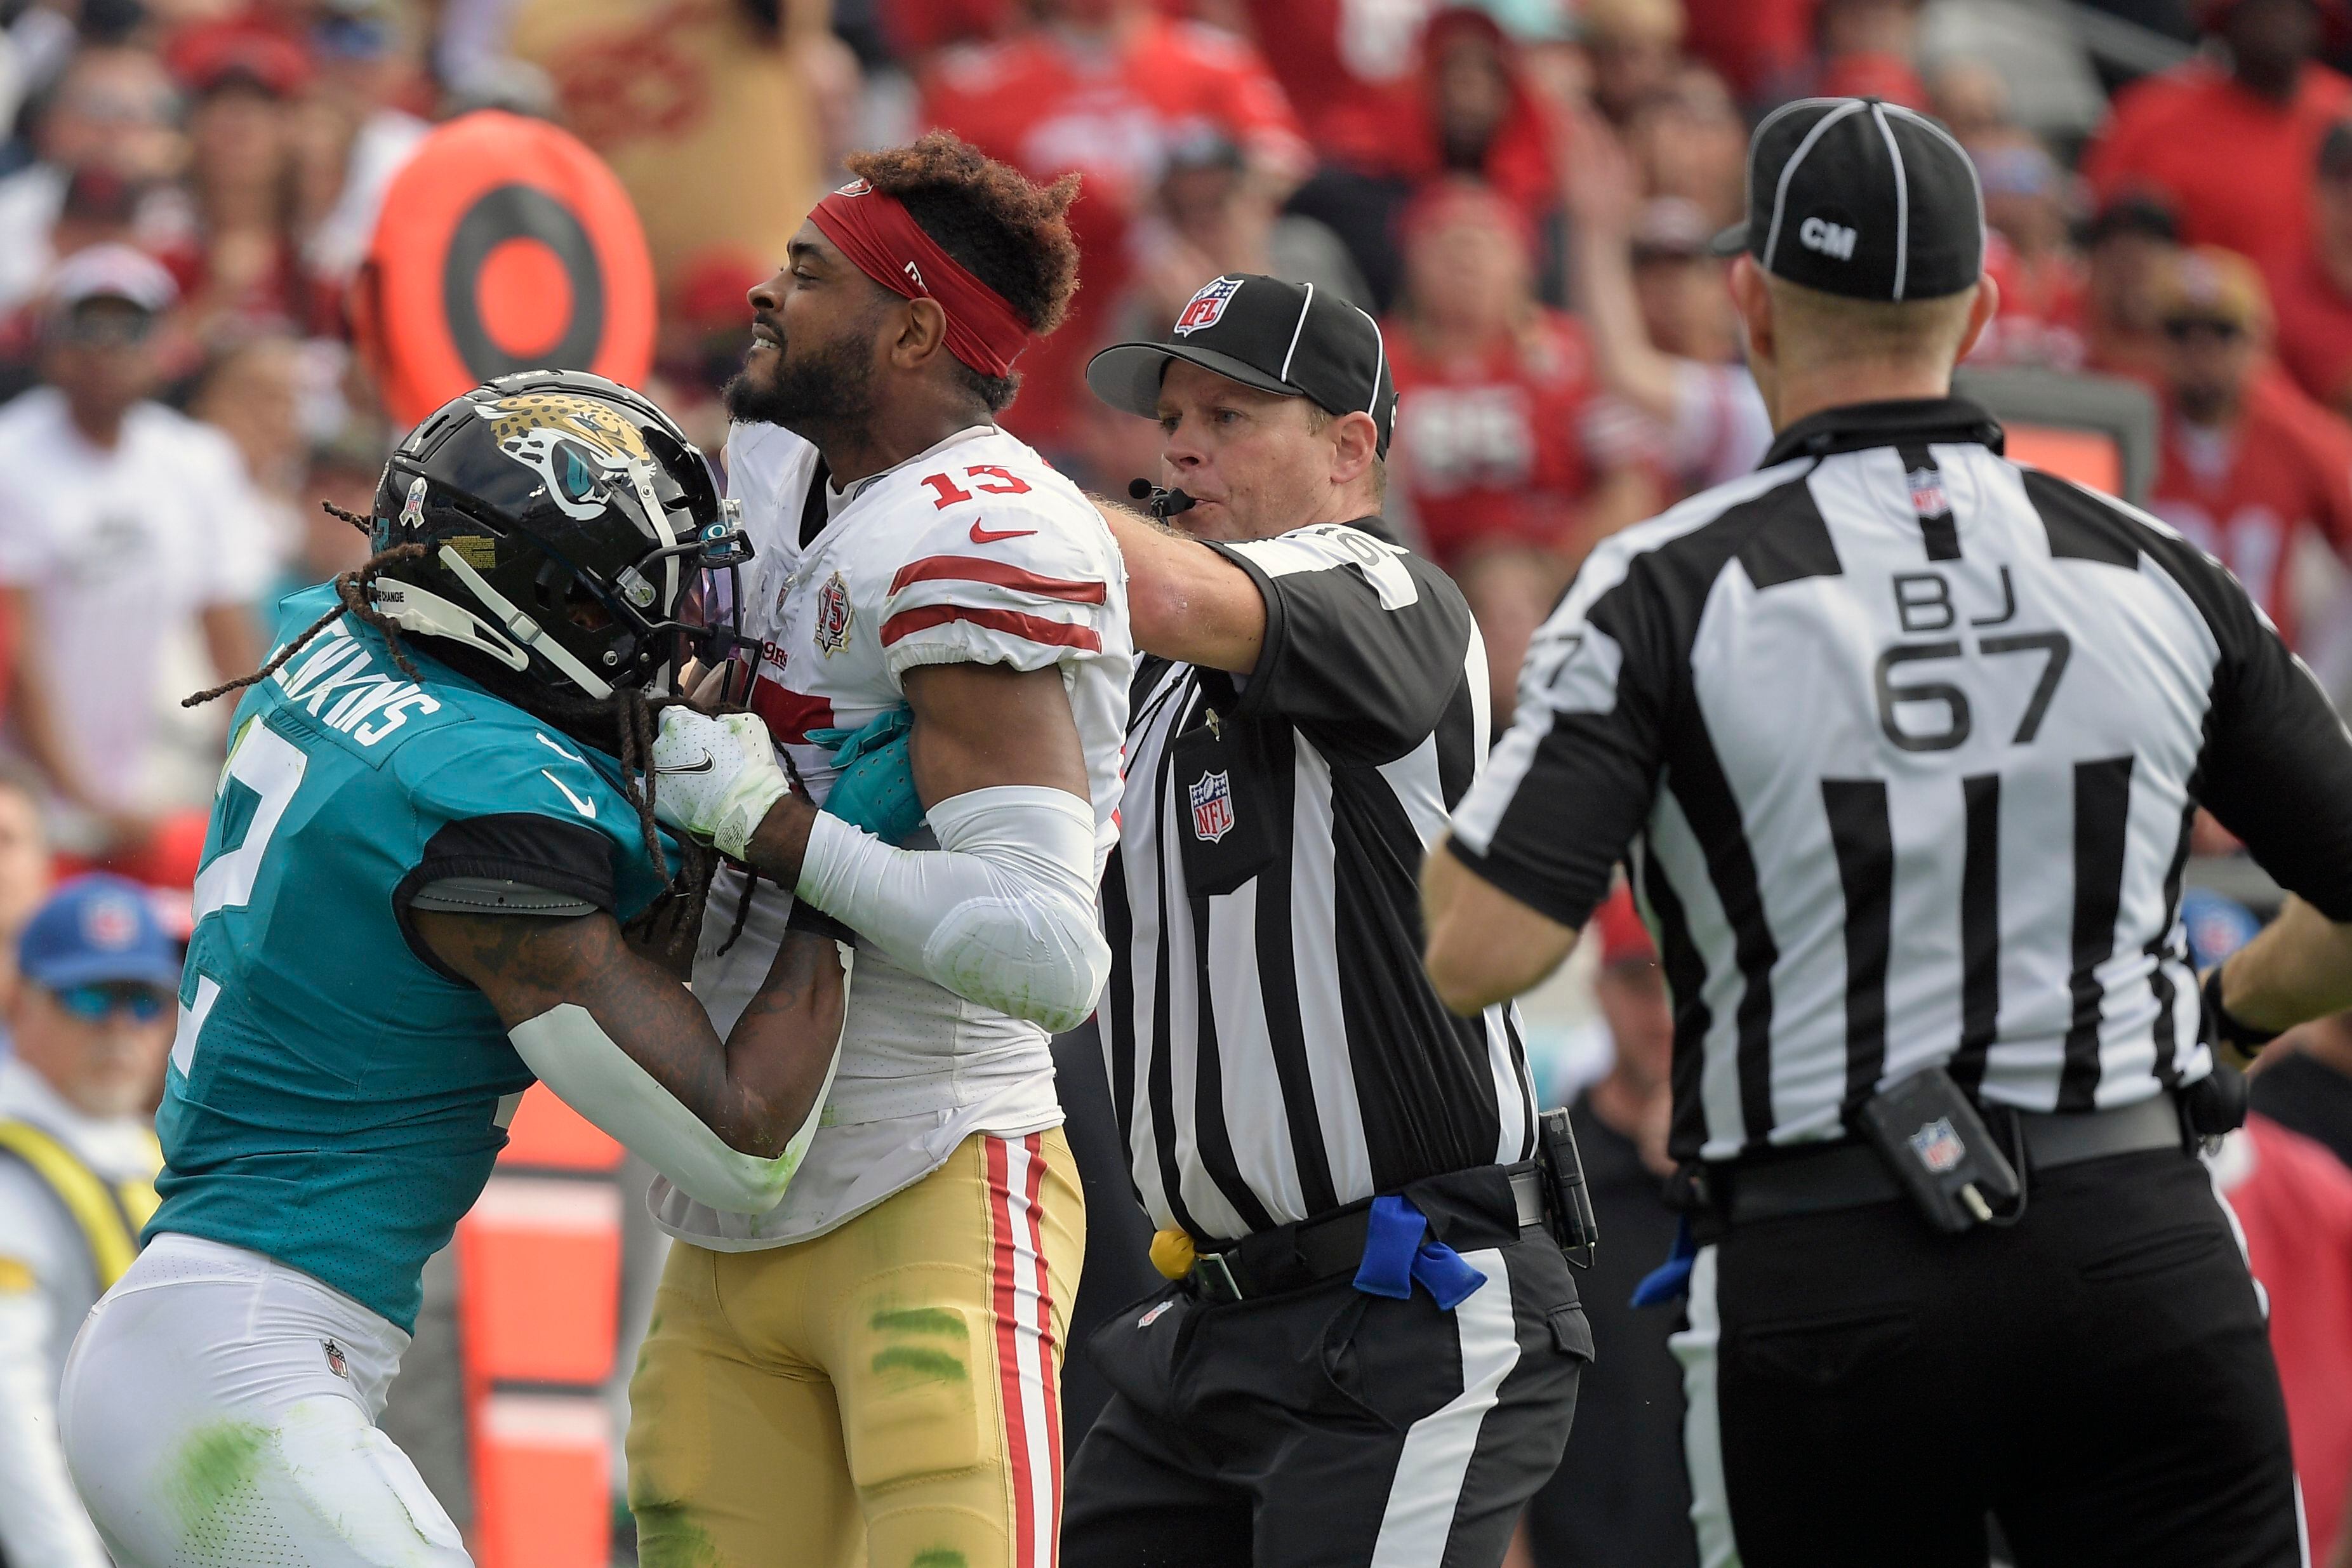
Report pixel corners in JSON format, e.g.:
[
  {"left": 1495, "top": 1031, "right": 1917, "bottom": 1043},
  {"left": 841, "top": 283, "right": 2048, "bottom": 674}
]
[
  {"left": 969, "top": 521, "right": 1038, "bottom": 544},
  {"left": 654, "top": 752, "right": 717, "bottom": 774},
  {"left": 541, "top": 769, "right": 598, "bottom": 818}
]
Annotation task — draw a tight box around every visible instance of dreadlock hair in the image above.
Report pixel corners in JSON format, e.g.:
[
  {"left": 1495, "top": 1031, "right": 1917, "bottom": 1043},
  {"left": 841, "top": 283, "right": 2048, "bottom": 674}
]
[
  {"left": 183, "top": 517, "right": 429, "bottom": 708},
  {"left": 183, "top": 502, "right": 762, "bottom": 959},
  {"left": 846, "top": 132, "right": 1082, "bottom": 414}
]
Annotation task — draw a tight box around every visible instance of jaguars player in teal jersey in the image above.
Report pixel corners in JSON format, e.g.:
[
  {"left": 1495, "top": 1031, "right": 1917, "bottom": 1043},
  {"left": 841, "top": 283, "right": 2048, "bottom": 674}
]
[{"left": 56, "top": 371, "right": 856, "bottom": 1568}]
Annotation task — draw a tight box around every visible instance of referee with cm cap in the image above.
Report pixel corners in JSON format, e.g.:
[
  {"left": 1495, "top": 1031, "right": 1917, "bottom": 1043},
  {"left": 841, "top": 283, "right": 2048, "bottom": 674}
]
[
  {"left": 1423, "top": 97, "right": 2352, "bottom": 1566},
  {"left": 1059, "top": 275, "right": 1593, "bottom": 1567}
]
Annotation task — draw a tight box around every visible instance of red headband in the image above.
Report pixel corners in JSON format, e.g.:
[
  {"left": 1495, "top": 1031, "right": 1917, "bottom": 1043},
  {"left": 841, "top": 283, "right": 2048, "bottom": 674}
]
[{"left": 809, "top": 179, "right": 1032, "bottom": 379}]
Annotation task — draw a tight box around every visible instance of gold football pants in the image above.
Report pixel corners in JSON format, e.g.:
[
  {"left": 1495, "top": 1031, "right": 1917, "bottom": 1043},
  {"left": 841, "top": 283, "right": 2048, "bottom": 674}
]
[{"left": 627, "top": 1129, "right": 1083, "bottom": 1568}]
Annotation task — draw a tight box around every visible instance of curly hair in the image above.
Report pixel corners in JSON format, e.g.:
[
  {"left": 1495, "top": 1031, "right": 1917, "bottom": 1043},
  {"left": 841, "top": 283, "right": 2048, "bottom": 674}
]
[{"left": 845, "top": 131, "right": 1083, "bottom": 412}]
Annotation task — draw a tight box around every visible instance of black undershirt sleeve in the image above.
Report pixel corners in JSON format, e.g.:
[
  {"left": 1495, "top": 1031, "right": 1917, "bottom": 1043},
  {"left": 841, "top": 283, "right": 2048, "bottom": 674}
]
[
  {"left": 2122, "top": 507, "right": 2352, "bottom": 920},
  {"left": 392, "top": 813, "right": 622, "bottom": 980},
  {"left": 1209, "top": 528, "right": 1475, "bottom": 767},
  {"left": 2190, "top": 597, "right": 2352, "bottom": 922}
]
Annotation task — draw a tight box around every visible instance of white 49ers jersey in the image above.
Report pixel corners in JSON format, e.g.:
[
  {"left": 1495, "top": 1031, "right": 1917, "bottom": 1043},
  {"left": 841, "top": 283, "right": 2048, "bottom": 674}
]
[{"left": 652, "top": 420, "right": 1133, "bottom": 1249}]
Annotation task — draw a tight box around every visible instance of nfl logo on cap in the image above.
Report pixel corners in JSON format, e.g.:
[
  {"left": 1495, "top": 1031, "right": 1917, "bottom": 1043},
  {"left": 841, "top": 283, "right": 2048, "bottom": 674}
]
[
  {"left": 1173, "top": 276, "right": 1243, "bottom": 336},
  {"left": 1190, "top": 771, "right": 1234, "bottom": 843}
]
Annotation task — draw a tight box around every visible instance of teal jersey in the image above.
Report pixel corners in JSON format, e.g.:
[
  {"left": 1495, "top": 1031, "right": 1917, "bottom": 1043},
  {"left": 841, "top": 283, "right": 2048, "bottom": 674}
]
[{"left": 151, "top": 585, "right": 677, "bottom": 1331}]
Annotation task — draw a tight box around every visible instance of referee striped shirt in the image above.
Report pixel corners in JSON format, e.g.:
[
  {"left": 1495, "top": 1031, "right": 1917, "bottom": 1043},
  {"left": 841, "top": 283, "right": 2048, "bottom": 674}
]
[
  {"left": 1103, "top": 519, "right": 1538, "bottom": 1244},
  {"left": 1449, "top": 397, "right": 2352, "bottom": 1163}
]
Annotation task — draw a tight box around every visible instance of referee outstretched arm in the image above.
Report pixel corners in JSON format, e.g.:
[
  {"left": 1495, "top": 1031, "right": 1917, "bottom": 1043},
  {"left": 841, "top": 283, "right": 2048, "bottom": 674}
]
[
  {"left": 1418, "top": 96, "right": 2352, "bottom": 1568},
  {"left": 1063, "top": 275, "right": 1584, "bottom": 1568},
  {"left": 1106, "top": 496, "right": 1472, "bottom": 754}
]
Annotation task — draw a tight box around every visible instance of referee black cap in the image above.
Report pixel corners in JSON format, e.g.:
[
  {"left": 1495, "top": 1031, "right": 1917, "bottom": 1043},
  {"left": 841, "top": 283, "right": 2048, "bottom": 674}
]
[
  {"left": 1711, "top": 96, "right": 1985, "bottom": 303},
  {"left": 1087, "top": 274, "right": 1397, "bottom": 456}
]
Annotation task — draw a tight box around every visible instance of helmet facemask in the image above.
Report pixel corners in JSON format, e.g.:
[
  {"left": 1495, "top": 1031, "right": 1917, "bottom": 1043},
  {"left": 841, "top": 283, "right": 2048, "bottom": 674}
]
[{"left": 363, "top": 372, "right": 757, "bottom": 713}]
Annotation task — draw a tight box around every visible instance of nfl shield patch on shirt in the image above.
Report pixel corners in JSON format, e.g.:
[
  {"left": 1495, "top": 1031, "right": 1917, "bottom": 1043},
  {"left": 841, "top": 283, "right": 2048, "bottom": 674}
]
[{"left": 1190, "top": 770, "right": 1234, "bottom": 843}]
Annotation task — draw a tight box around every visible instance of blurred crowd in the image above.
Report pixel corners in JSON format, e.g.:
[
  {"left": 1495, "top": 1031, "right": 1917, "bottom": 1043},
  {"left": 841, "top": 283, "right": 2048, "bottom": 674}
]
[{"left": 4, "top": 0, "right": 2352, "bottom": 1562}]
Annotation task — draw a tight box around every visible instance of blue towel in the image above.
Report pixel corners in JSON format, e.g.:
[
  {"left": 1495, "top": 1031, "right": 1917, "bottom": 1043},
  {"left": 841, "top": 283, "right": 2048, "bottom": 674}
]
[
  {"left": 1630, "top": 1214, "right": 1698, "bottom": 1308},
  {"left": 1353, "top": 1195, "right": 1489, "bottom": 1310}
]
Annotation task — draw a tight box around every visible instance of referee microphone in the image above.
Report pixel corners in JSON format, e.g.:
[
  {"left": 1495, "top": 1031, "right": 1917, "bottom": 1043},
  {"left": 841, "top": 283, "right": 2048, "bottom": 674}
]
[{"left": 1127, "top": 477, "right": 1197, "bottom": 522}]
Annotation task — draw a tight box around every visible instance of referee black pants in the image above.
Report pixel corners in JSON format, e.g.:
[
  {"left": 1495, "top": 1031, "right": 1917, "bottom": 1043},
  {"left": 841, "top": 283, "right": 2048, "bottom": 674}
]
[
  {"left": 1682, "top": 1147, "right": 2302, "bottom": 1567},
  {"left": 1061, "top": 1178, "right": 1590, "bottom": 1568}
]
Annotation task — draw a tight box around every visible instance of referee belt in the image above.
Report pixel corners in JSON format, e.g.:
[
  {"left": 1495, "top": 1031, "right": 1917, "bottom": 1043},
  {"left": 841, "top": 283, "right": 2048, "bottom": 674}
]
[
  {"left": 1714, "top": 1093, "right": 2186, "bottom": 1229},
  {"left": 1183, "top": 1164, "right": 1548, "bottom": 1305}
]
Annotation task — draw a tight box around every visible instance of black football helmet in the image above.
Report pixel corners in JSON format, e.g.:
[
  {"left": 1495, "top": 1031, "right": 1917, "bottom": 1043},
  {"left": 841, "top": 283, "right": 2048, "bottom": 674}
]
[{"left": 366, "top": 369, "right": 753, "bottom": 703}]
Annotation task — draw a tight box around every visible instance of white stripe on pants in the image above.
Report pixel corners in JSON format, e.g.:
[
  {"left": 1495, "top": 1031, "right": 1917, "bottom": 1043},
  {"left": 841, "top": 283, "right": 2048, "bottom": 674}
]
[
  {"left": 1368, "top": 1246, "right": 1522, "bottom": 1566},
  {"left": 1669, "top": 1243, "right": 1741, "bottom": 1568}
]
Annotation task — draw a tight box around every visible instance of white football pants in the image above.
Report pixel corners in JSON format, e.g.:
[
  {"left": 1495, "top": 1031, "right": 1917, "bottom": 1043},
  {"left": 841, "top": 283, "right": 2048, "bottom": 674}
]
[{"left": 58, "top": 1232, "right": 470, "bottom": 1567}]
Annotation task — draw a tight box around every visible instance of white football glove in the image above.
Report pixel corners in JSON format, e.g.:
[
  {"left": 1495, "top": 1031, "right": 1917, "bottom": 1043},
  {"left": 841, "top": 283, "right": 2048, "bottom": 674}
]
[{"left": 650, "top": 707, "right": 793, "bottom": 860}]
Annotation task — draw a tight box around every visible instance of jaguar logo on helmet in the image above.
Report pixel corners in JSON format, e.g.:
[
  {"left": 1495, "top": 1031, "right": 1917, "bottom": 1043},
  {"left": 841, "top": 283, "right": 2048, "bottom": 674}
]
[{"left": 476, "top": 392, "right": 656, "bottom": 523}]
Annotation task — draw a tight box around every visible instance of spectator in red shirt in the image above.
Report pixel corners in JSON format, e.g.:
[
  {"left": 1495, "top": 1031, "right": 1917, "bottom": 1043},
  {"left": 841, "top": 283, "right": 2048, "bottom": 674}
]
[
  {"left": 1970, "top": 138, "right": 2087, "bottom": 370},
  {"left": 2081, "top": 191, "right": 2183, "bottom": 383},
  {"left": 2144, "top": 245, "right": 2352, "bottom": 651},
  {"left": 157, "top": 25, "right": 319, "bottom": 340},
  {"left": 1233, "top": 0, "right": 1435, "bottom": 178},
  {"left": 919, "top": 0, "right": 1308, "bottom": 455},
  {"left": 1411, "top": 9, "right": 1569, "bottom": 229},
  {"left": 2273, "top": 119, "right": 2352, "bottom": 419},
  {"left": 1251, "top": 1, "right": 1580, "bottom": 310},
  {"left": 2082, "top": 0, "right": 2352, "bottom": 303},
  {"left": 1385, "top": 180, "right": 1653, "bottom": 717},
  {"left": 2209, "top": 1115, "right": 2352, "bottom": 1565},
  {"left": 883, "top": 0, "right": 1019, "bottom": 61},
  {"left": 1678, "top": 0, "right": 1817, "bottom": 106}
]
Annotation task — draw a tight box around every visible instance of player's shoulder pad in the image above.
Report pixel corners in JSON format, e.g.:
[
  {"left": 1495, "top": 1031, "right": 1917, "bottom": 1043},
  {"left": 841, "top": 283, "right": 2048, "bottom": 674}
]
[
  {"left": 868, "top": 453, "right": 1122, "bottom": 675},
  {"left": 259, "top": 606, "right": 467, "bottom": 760},
  {"left": 867, "top": 442, "right": 1120, "bottom": 581},
  {"left": 387, "top": 699, "right": 634, "bottom": 835}
]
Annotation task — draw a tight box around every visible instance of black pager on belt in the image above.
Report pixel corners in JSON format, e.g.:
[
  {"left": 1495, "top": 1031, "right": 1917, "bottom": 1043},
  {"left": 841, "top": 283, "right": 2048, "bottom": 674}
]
[
  {"left": 1536, "top": 1108, "right": 1600, "bottom": 1267},
  {"left": 1853, "top": 1068, "right": 2021, "bottom": 1235}
]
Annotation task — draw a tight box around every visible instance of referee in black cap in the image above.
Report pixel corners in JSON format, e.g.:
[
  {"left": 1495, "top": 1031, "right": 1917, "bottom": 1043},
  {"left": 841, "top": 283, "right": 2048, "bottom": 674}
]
[
  {"left": 1421, "top": 95, "right": 2352, "bottom": 1568},
  {"left": 1058, "top": 276, "right": 1594, "bottom": 1568}
]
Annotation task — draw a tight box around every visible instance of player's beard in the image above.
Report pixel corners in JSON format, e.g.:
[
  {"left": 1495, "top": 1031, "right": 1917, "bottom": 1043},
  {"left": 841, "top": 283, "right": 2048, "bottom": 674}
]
[{"left": 724, "top": 326, "right": 877, "bottom": 437}]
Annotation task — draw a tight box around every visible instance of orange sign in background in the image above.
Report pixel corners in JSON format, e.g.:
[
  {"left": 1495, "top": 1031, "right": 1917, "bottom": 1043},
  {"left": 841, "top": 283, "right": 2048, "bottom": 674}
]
[
  {"left": 2007, "top": 422, "right": 2127, "bottom": 498},
  {"left": 353, "top": 110, "right": 656, "bottom": 425}
]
